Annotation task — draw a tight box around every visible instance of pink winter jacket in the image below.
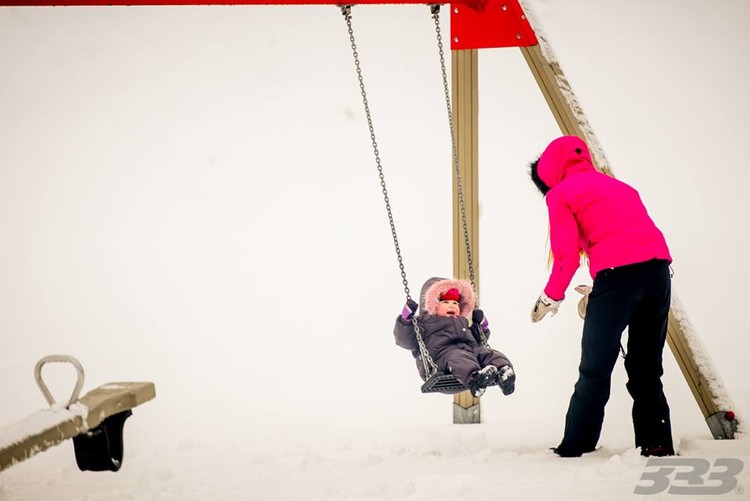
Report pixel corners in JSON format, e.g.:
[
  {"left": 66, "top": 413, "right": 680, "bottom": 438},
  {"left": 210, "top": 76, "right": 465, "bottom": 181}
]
[{"left": 537, "top": 136, "right": 672, "bottom": 300}]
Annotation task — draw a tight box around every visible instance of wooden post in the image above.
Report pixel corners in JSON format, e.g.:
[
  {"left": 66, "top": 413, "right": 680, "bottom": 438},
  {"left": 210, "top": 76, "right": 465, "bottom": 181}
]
[
  {"left": 451, "top": 48, "right": 482, "bottom": 424},
  {"left": 519, "top": 34, "right": 737, "bottom": 438}
]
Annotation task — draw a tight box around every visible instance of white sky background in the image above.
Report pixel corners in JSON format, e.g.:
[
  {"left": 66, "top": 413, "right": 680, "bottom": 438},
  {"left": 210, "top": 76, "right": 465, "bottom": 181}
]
[{"left": 0, "top": 0, "right": 749, "bottom": 499}]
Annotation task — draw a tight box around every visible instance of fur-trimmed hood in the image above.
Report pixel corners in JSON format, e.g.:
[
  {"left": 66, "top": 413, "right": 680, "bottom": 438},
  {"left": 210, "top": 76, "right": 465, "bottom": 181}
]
[{"left": 419, "top": 277, "right": 475, "bottom": 318}]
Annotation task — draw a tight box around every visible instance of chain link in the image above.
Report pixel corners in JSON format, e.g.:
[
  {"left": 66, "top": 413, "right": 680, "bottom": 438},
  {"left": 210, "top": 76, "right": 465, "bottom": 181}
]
[
  {"left": 431, "top": 5, "right": 476, "bottom": 292},
  {"left": 341, "top": 5, "right": 411, "bottom": 301},
  {"left": 340, "top": 5, "right": 440, "bottom": 374},
  {"left": 431, "top": 5, "right": 488, "bottom": 347}
]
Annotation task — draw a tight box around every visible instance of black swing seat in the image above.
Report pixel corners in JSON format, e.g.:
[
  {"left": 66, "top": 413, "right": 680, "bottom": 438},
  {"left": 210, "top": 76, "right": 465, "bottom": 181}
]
[
  {"left": 421, "top": 371, "right": 467, "bottom": 394},
  {"left": 420, "top": 369, "right": 499, "bottom": 395}
]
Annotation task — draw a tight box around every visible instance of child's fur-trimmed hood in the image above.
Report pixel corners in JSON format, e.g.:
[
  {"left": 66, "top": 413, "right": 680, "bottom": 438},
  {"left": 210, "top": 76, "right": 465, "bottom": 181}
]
[{"left": 420, "top": 277, "right": 476, "bottom": 318}]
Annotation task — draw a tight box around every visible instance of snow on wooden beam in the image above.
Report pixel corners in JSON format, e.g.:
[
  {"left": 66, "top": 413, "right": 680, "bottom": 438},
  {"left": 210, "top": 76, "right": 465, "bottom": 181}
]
[{"left": 0, "top": 382, "right": 156, "bottom": 472}]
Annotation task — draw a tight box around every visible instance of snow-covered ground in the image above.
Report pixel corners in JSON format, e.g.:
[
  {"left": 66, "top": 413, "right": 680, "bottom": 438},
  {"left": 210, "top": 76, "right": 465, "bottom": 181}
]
[{"left": 1, "top": 1, "right": 749, "bottom": 499}]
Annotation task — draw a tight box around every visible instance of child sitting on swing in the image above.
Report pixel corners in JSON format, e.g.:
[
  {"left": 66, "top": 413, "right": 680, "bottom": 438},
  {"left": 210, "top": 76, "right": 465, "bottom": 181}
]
[{"left": 394, "top": 277, "right": 515, "bottom": 397}]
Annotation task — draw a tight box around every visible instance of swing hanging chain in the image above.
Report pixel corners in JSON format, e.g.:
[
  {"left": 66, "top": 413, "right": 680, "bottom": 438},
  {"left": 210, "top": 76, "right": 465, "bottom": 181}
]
[
  {"left": 341, "top": 5, "right": 411, "bottom": 301},
  {"left": 430, "top": 6, "right": 476, "bottom": 293},
  {"left": 341, "top": 5, "right": 439, "bottom": 376},
  {"left": 341, "top": 6, "right": 485, "bottom": 378},
  {"left": 431, "top": 5, "right": 489, "bottom": 348},
  {"left": 413, "top": 317, "right": 438, "bottom": 375}
]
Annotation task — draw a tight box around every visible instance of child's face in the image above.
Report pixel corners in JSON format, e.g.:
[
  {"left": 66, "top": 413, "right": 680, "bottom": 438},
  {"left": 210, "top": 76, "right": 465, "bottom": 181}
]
[{"left": 436, "top": 299, "right": 460, "bottom": 317}]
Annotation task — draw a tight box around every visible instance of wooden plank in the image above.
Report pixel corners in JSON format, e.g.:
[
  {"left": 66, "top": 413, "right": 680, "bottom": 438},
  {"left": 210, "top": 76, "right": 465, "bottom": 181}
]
[
  {"left": 518, "top": 24, "right": 736, "bottom": 434},
  {"left": 0, "top": 382, "right": 155, "bottom": 472},
  {"left": 519, "top": 44, "right": 613, "bottom": 176},
  {"left": 451, "top": 49, "right": 481, "bottom": 423},
  {"left": 451, "top": 49, "right": 480, "bottom": 289},
  {"left": 78, "top": 382, "right": 156, "bottom": 429},
  {"left": 666, "top": 315, "right": 712, "bottom": 418}
]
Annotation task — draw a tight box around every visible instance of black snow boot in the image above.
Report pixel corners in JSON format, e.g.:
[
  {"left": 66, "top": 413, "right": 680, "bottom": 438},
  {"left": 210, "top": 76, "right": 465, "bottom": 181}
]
[
  {"left": 469, "top": 365, "right": 498, "bottom": 397},
  {"left": 497, "top": 365, "right": 516, "bottom": 396}
]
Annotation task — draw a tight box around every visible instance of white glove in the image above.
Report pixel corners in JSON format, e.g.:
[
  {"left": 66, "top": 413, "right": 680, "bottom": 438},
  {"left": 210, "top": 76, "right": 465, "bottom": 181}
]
[
  {"left": 574, "top": 285, "right": 592, "bottom": 319},
  {"left": 531, "top": 292, "right": 562, "bottom": 323}
]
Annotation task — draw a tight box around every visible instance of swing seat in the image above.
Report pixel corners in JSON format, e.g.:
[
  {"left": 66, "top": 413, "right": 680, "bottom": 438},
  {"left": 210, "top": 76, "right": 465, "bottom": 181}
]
[
  {"left": 420, "top": 371, "right": 467, "bottom": 395},
  {"left": 420, "top": 369, "right": 500, "bottom": 395}
]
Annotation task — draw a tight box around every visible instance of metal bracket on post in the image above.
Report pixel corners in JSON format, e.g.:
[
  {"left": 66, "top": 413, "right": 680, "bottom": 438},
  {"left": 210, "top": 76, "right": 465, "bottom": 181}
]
[
  {"left": 453, "top": 392, "right": 480, "bottom": 424},
  {"left": 706, "top": 411, "right": 739, "bottom": 440},
  {"left": 450, "top": 0, "right": 537, "bottom": 50}
]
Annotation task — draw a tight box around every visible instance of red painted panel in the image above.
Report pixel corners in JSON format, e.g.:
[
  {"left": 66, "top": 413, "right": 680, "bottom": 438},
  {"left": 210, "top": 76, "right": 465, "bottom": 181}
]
[
  {"left": 0, "top": 0, "right": 538, "bottom": 51},
  {"left": 451, "top": 0, "right": 537, "bottom": 49},
  {"left": 0, "top": 0, "right": 477, "bottom": 5}
]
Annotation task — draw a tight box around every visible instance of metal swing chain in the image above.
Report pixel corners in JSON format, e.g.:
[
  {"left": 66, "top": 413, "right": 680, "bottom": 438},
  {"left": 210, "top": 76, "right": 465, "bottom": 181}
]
[
  {"left": 430, "top": 5, "right": 488, "bottom": 347},
  {"left": 430, "top": 5, "right": 476, "bottom": 292},
  {"left": 340, "top": 5, "right": 438, "bottom": 377}
]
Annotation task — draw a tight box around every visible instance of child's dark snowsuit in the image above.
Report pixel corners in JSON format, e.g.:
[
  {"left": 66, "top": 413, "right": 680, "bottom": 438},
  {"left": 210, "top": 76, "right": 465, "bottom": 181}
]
[{"left": 393, "top": 277, "right": 512, "bottom": 387}]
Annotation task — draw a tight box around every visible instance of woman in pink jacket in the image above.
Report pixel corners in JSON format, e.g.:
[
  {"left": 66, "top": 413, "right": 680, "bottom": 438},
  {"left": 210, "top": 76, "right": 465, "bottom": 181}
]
[{"left": 529, "top": 135, "right": 674, "bottom": 458}]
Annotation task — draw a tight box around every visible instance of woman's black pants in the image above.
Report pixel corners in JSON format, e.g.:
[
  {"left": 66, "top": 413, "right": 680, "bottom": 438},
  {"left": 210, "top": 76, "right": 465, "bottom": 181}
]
[{"left": 557, "top": 259, "right": 673, "bottom": 455}]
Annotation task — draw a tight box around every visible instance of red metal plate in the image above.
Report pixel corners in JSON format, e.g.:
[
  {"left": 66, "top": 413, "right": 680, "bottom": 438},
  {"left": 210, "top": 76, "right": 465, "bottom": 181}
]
[{"left": 450, "top": 0, "right": 537, "bottom": 50}]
